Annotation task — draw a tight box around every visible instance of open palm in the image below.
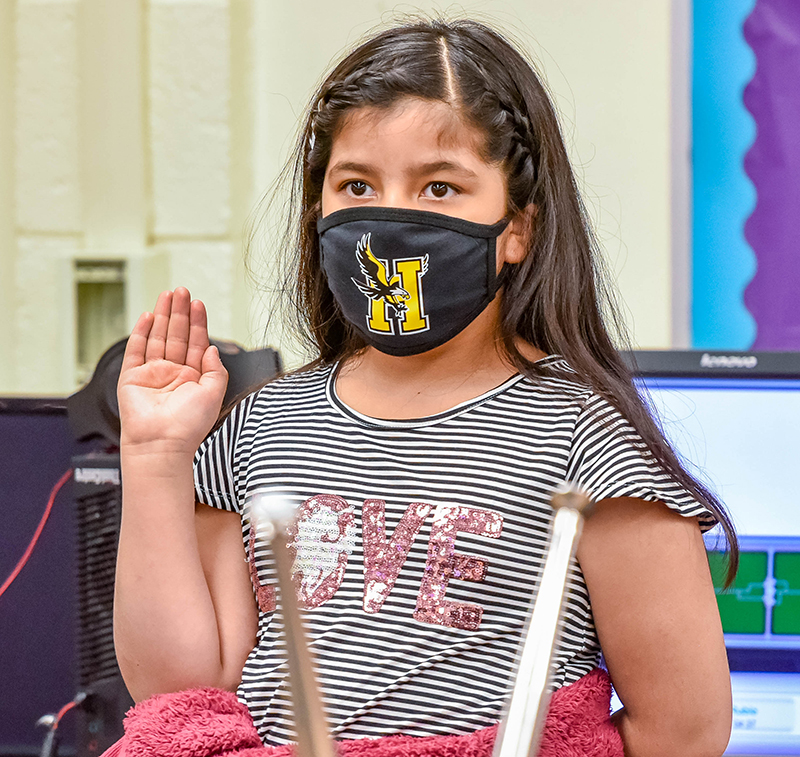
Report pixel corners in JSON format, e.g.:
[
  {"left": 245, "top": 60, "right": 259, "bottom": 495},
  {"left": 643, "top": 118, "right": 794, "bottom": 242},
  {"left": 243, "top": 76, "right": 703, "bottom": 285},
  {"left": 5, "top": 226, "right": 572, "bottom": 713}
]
[{"left": 117, "top": 288, "right": 228, "bottom": 455}]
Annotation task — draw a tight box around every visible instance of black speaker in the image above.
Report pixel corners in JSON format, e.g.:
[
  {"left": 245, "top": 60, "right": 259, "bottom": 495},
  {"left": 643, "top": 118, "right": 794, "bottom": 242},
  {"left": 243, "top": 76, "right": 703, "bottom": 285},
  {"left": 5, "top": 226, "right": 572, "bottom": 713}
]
[{"left": 71, "top": 453, "right": 132, "bottom": 756}]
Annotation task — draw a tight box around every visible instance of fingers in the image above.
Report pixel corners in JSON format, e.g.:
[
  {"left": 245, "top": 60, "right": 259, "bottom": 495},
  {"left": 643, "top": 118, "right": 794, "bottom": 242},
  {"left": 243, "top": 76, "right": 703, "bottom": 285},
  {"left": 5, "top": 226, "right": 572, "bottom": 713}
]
[
  {"left": 185, "top": 299, "right": 210, "bottom": 374},
  {"left": 133, "top": 288, "right": 213, "bottom": 373},
  {"left": 144, "top": 290, "right": 173, "bottom": 362},
  {"left": 165, "top": 287, "right": 192, "bottom": 364},
  {"left": 120, "top": 311, "right": 155, "bottom": 374}
]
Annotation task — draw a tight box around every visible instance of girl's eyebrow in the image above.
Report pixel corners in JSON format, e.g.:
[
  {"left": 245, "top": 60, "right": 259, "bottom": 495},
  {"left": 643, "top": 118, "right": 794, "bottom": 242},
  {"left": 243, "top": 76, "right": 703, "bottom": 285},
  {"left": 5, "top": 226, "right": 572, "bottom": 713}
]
[
  {"left": 411, "top": 160, "right": 479, "bottom": 179},
  {"left": 328, "top": 159, "right": 479, "bottom": 179},
  {"left": 327, "top": 160, "right": 375, "bottom": 176}
]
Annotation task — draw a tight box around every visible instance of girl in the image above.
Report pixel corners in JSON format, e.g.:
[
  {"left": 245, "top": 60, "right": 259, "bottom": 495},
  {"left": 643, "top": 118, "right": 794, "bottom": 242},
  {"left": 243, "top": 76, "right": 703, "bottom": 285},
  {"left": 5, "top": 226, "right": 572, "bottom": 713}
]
[{"left": 115, "top": 18, "right": 735, "bottom": 757}]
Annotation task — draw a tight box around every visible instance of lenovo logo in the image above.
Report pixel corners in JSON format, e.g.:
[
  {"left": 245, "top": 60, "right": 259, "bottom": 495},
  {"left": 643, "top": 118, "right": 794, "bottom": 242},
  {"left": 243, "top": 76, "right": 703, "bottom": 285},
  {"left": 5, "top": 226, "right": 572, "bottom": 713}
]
[
  {"left": 700, "top": 353, "right": 758, "bottom": 369},
  {"left": 74, "top": 467, "right": 120, "bottom": 486}
]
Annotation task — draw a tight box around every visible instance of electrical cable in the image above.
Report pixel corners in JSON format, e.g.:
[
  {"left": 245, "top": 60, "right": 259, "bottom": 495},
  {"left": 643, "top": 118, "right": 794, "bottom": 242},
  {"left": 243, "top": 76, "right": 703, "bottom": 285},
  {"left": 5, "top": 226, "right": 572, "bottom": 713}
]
[
  {"left": 53, "top": 691, "right": 87, "bottom": 731},
  {"left": 0, "top": 468, "right": 73, "bottom": 599},
  {"left": 36, "top": 691, "right": 87, "bottom": 757}
]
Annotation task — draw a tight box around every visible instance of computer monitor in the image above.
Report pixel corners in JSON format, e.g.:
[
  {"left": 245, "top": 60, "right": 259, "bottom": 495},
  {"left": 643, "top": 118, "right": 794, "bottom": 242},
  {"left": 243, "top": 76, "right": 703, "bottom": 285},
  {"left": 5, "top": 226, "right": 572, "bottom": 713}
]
[{"left": 629, "top": 350, "right": 800, "bottom": 756}]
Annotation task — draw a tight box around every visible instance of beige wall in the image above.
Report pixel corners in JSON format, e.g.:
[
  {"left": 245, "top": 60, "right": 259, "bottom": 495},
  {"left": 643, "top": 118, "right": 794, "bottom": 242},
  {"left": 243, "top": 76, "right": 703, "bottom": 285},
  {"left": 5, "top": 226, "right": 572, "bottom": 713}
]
[
  {"left": 0, "top": 1, "right": 14, "bottom": 392},
  {"left": 1, "top": 0, "right": 254, "bottom": 395},
  {"left": 0, "top": 0, "right": 680, "bottom": 395}
]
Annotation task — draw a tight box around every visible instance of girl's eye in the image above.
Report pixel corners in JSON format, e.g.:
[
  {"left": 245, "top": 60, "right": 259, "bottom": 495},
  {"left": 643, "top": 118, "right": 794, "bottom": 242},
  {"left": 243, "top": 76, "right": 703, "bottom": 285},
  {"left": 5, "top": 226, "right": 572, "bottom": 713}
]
[
  {"left": 344, "top": 181, "right": 373, "bottom": 197},
  {"left": 424, "top": 182, "right": 455, "bottom": 199}
]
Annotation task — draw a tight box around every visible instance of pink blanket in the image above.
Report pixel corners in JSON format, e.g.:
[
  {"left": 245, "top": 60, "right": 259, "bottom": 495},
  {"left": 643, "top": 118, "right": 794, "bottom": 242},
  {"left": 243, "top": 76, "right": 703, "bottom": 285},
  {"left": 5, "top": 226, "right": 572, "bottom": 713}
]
[{"left": 106, "top": 669, "right": 622, "bottom": 757}]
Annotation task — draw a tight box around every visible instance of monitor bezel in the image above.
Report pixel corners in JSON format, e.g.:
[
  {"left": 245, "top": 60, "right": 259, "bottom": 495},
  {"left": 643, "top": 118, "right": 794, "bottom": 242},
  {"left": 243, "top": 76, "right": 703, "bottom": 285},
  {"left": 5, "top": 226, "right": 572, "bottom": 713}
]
[{"left": 623, "top": 349, "right": 800, "bottom": 379}]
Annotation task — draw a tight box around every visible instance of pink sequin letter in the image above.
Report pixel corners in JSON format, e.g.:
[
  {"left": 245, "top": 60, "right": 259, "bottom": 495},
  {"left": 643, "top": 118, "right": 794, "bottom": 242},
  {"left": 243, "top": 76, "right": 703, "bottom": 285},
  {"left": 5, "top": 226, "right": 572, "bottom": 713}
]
[
  {"left": 414, "top": 505, "right": 503, "bottom": 631},
  {"left": 287, "top": 494, "right": 356, "bottom": 609},
  {"left": 248, "top": 524, "right": 277, "bottom": 613},
  {"left": 362, "top": 499, "right": 433, "bottom": 614}
]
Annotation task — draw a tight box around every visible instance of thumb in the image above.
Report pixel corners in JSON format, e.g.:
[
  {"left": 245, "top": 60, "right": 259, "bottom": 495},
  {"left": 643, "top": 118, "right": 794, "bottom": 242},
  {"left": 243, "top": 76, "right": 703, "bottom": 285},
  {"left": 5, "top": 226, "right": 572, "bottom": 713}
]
[{"left": 198, "top": 345, "right": 229, "bottom": 395}]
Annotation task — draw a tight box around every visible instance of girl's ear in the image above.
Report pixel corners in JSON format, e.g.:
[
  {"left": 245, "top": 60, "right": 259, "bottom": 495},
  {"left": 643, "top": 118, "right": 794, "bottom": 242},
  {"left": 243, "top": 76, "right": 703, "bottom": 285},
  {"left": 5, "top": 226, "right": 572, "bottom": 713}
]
[{"left": 499, "top": 204, "right": 536, "bottom": 265}]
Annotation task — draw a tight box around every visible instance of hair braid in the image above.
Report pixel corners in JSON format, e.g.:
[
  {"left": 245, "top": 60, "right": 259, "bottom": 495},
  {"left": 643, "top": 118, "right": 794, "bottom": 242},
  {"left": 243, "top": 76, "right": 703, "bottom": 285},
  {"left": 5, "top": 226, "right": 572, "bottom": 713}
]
[{"left": 499, "top": 99, "right": 538, "bottom": 209}]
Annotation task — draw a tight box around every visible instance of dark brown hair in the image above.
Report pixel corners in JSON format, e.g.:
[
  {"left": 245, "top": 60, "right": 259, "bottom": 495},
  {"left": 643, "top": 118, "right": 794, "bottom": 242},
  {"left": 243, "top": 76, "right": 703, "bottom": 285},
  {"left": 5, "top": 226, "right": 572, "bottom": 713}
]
[{"left": 262, "top": 17, "right": 738, "bottom": 581}]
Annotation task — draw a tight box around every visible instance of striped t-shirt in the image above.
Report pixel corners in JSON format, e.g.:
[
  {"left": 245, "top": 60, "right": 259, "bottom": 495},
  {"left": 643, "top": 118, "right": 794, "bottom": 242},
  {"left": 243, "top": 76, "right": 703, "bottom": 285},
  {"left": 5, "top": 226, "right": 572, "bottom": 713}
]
[{"left": 193, "top": 356, "right": 714, "bottom": 745}]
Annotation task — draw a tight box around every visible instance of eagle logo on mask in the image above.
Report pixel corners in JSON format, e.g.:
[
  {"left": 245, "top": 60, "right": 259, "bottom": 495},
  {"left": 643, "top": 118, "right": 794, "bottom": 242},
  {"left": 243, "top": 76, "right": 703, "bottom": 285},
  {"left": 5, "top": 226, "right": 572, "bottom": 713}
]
[
  {"left": 351, "top": 233, "right": 430, "bottom": 335},
  {"left": 351, "top": 234, "right": 409, "bottom": 314}
]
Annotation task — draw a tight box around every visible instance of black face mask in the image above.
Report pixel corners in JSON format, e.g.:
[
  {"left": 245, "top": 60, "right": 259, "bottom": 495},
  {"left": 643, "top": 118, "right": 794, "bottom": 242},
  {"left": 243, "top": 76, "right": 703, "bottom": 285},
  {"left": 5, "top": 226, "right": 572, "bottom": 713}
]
[{"left": 317, "top": 207, "right": 509, "bottom": 357}]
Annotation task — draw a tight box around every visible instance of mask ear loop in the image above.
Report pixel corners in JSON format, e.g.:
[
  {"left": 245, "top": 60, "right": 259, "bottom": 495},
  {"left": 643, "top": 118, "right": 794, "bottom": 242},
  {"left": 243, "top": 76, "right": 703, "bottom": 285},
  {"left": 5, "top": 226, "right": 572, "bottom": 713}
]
[
  {"left": 493, "top": 202, "right": 536, "bottom": 295},
  {"left": 494, "top": 262, "right": 516, "bottom": 294},
  {"left": 489, "top": 216, "right": 515, "bottom": 297}
]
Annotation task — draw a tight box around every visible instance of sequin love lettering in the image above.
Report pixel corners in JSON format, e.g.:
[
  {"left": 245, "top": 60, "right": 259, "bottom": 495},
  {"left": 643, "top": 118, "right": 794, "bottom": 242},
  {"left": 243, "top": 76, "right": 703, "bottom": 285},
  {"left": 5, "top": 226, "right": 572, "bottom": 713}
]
[
  {"left": 362, "top": 499, "right": 433, "bottom": 614},
  {"left": 246, "top": 496, "right": 504, "bottom": 630},
  {"left": 286, "top": 494, "right": 357, "bottom": 609},
  {"left": 414, "top": 505, "right": 503, "bottom": 631},
  {"left": 248, "top": 524, "right": 277, "bottom": 613},
  {"left": 246, "top": 494, "right": 357, "bottom": 614}
]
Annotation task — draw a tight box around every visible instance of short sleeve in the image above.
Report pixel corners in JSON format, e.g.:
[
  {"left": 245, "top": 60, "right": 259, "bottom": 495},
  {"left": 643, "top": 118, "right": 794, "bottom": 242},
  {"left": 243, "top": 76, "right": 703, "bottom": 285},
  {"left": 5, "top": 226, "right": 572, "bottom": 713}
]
[
  {"left": 193, "top": 393, "right": 257, "bottom": 514},
  {"left": 566, "top": 394, "right": 718, "bottom": 532}
]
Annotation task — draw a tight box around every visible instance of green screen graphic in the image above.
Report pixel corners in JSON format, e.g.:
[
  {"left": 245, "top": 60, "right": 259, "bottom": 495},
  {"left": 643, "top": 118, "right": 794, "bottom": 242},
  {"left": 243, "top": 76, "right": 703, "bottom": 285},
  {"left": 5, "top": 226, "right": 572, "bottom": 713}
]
[
  {"left": 773, "top": 552, "right": 800, "bottom": 635},
  {"left": 709, "top": 551, "right": 768, "bottom": 634}
]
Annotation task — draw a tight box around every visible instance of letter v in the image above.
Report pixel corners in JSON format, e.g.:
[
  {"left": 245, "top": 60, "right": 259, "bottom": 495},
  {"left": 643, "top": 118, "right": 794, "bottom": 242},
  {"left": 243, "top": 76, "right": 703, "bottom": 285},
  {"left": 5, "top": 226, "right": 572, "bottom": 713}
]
[{"left": 362, "top": 499, "right": 432, "bottom": 614}]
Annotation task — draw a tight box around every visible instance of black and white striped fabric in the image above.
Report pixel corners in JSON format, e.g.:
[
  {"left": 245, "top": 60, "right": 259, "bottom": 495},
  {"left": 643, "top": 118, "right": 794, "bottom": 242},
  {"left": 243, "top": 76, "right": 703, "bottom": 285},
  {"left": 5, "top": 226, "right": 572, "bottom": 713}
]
[{"left": 193, "top": 356, "right": 714, "bottom": 745}]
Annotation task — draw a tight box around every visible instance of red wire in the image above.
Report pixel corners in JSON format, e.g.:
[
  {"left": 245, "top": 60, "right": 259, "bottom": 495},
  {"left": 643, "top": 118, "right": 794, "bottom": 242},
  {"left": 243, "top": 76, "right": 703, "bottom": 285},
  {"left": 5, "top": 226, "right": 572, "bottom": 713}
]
[
  {"left": 52, "top": 696, "right": 83, "bottom": 730},
  {"left": 0, "top": 468, "right": 73, "bottom": 599}
]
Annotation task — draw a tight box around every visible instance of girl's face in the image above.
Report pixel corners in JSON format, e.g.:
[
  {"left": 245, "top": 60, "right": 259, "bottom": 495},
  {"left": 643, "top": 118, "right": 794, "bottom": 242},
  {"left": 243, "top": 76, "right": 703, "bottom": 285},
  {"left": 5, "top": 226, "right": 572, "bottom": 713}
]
[{"left": 321, "top": 98, "right": 528, "bottom": 266}]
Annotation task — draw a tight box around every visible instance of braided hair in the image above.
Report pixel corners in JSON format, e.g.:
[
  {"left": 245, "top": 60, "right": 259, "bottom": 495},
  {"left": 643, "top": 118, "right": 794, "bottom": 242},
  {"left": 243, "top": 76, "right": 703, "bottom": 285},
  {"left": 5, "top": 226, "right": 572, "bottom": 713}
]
[{"left": 275, "top": 17, "right": 738, "bottom": 582}]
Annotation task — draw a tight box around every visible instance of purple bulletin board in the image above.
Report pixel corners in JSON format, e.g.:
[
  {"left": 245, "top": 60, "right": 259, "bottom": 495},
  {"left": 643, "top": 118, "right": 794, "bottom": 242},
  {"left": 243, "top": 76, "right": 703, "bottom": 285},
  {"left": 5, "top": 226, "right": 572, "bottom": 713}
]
[{"left": 693, "top": 0, "right": 800, "bottom": 350}]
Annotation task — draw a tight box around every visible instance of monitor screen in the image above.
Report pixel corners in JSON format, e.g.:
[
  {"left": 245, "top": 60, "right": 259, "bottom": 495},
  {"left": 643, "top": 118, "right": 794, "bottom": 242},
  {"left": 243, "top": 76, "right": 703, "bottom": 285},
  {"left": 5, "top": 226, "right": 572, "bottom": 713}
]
[{"left": 631, "top": 352, "right": 800, "bottom": 756}]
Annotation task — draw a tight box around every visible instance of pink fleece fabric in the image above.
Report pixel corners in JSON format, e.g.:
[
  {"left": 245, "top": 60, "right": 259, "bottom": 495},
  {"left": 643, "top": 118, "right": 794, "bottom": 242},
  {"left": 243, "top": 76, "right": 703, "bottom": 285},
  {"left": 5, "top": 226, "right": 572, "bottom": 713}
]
[{"left": 106, "top": 668, "right": 622, "bottom": 757}]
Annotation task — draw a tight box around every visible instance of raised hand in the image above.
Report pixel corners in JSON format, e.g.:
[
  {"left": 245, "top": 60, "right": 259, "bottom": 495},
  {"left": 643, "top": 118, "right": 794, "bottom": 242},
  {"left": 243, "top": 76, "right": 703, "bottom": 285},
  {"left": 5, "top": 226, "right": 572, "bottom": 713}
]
[{"left": 117, "top": 288, "right": 229, "bottom": 456}]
